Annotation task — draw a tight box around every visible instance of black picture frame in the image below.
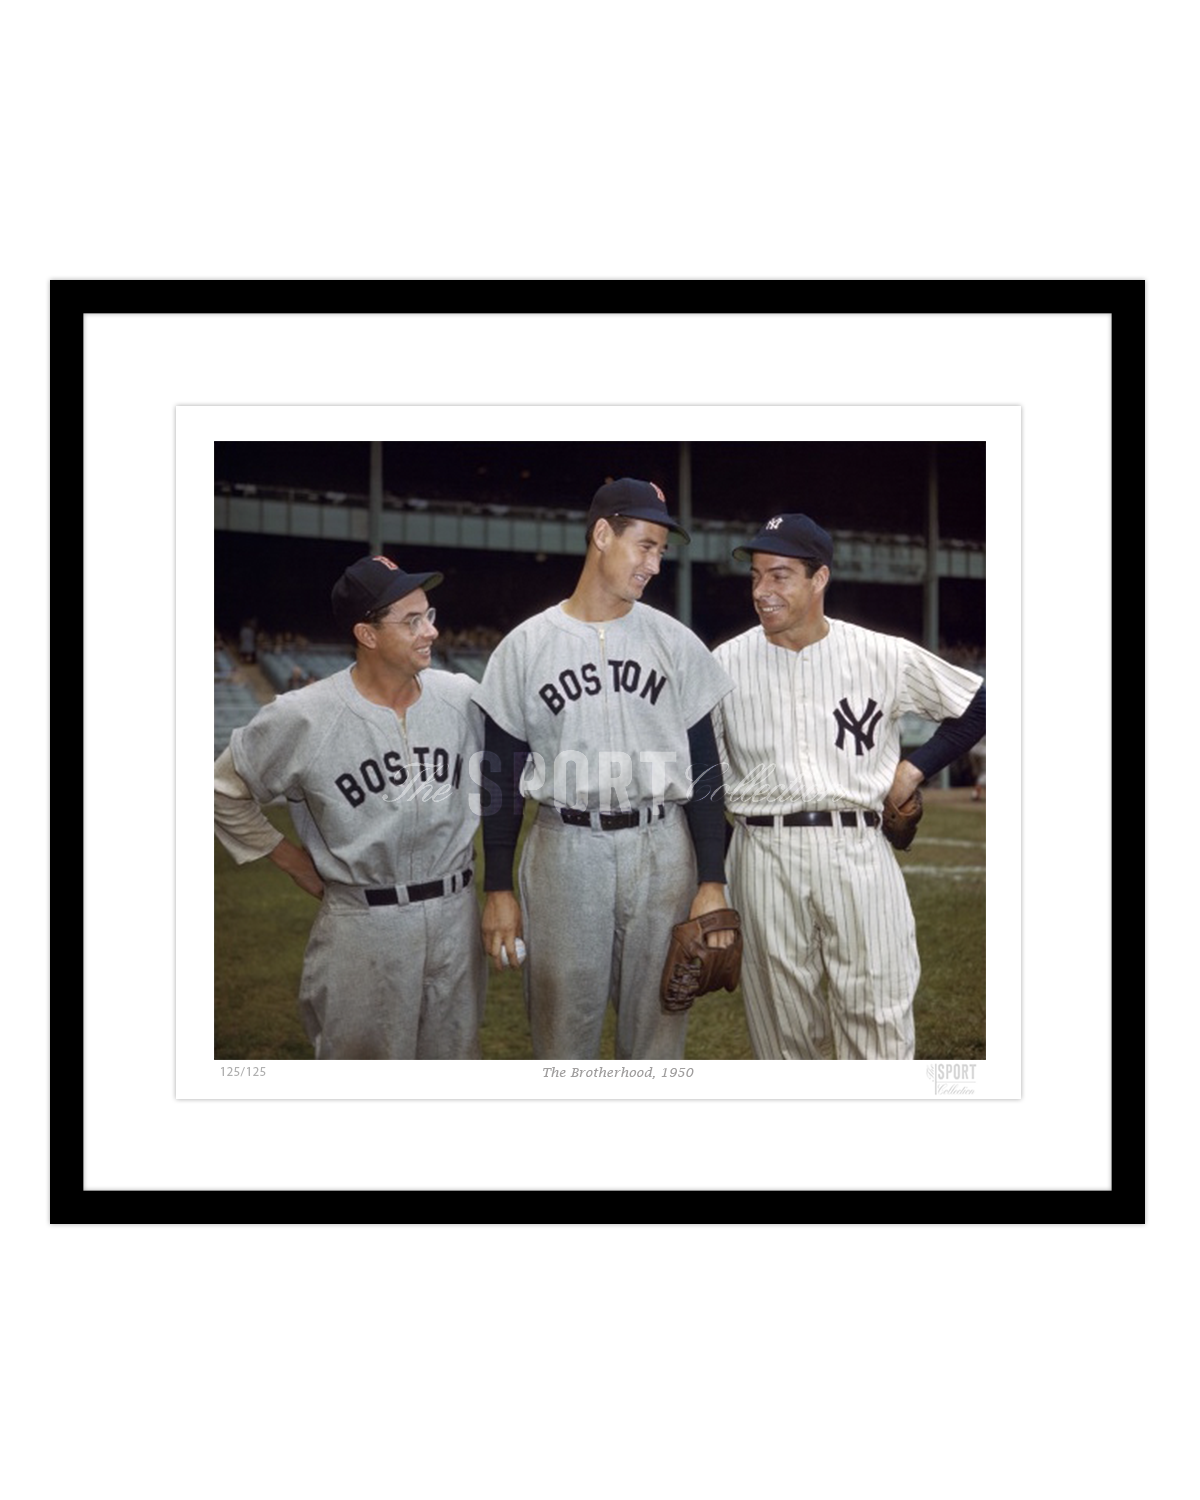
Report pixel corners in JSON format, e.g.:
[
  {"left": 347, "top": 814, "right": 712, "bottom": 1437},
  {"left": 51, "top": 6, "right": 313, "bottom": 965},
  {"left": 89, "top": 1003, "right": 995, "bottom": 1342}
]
[{"left": 60, "top": 280, "right": 1141, "bottom": 1225}]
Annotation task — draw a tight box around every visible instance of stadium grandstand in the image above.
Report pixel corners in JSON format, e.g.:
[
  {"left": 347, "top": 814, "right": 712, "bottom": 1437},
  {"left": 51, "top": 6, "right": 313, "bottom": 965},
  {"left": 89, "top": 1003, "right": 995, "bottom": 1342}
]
[
  {"left": 213, "top": 642, "right": 265, "bottom": 758},
  {"left": 215, "top": 439, "right": 985, "bottom": 779}
]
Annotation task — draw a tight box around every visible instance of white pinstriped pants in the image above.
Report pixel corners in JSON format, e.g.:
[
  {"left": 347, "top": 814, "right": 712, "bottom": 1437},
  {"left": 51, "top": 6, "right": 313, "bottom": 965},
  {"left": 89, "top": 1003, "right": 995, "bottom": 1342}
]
[{"left": 727, "top": 821, "right": 920, "bottom": 1060}]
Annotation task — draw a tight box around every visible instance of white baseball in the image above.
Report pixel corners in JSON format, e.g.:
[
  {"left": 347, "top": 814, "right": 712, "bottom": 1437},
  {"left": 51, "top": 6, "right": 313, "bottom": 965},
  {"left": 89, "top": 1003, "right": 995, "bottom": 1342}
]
[{"left": 500, "top": 938, "right": 527, "bottom": 969}]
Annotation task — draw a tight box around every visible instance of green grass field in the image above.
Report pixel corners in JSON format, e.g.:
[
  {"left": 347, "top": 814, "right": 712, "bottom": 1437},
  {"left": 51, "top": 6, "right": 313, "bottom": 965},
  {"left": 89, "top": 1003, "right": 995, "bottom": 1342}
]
[{"left": 214, "top": 793, "right": 985, "bottom": 1060}]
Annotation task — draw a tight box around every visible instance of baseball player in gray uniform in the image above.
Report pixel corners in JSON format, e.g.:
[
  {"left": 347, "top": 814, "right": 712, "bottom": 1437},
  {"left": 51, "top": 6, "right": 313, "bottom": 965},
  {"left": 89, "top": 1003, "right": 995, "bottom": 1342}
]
[
  {"left": 712, "top": 514, "right": 985, "bottom": 1060},
  {"left": 473, "top": 478, "right": 735, "bottom": 1061},
  {"left": 213, "top": 555, "right": 488, "bottom": 1059}
]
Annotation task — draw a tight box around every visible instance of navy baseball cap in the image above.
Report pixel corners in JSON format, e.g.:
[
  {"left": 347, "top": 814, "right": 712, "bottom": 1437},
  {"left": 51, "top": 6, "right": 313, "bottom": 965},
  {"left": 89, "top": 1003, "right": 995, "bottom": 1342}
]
[
  {"left": 585, "top": 477, "right": 691, "bottom": 543},
  {"left": 331, "top": 555, "right": 444, "bottom": 630},
  {"left": 732, "top": 514, "right": 834, "bottom": 568}
]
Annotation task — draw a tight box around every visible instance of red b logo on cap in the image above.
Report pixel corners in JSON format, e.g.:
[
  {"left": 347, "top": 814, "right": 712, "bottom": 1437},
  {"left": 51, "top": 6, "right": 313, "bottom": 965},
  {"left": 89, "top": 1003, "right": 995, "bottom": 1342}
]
[
  {"left": 373, "top": 556, "right": 398, "bottom": 569},
  {"left": 650, "top": 483, "right": 665, "bottom": 505}
]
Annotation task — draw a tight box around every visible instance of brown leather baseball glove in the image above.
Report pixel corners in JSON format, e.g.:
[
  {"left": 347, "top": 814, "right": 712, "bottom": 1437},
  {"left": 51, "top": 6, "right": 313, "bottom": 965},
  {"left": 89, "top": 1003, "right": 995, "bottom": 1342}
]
[
  {"left": 660, "top": 909, "right": 744, "bottom": 1014},
  {"left": 882, "top": 788, "right": 923, "bottom": 851}
]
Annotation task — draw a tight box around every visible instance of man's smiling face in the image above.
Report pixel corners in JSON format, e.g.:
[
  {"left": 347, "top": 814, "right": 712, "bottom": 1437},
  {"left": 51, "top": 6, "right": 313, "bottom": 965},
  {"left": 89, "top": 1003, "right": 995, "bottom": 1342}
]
[{"left": 750, "top": 552, "right": 828, "bottom": 644}]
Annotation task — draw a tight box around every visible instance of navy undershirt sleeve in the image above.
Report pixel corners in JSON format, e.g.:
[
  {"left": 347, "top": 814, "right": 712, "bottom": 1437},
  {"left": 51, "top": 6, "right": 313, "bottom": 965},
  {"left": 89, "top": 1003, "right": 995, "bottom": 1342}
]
[
  {"left": 480, "top": 714, "right": 529, "bottom": 892},
  {"left": 481, "top": 712, "right": 729, "bottom": 889},
  {"left": 906, "top": 684, "right": 986, "bottom": 781},
  {"left": 684, "top": 714, "right": 728, "bottom": 885}
]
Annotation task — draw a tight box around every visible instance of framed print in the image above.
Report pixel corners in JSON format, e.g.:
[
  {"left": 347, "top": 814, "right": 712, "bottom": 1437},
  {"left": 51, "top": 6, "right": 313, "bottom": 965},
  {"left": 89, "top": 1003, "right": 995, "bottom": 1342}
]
[
  {"left": 194, "top": 411, "right": 1006, "bottom": 1101},
  {"left": 62, "top": 281, "right": 1140, "bottom": 1223}
]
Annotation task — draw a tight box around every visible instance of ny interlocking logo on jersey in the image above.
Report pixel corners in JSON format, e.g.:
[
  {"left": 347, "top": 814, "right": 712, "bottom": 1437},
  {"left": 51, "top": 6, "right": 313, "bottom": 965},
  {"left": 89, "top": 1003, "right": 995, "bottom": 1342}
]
[{"left": 833, "top": 696, "right": 883, "bottom": 755}]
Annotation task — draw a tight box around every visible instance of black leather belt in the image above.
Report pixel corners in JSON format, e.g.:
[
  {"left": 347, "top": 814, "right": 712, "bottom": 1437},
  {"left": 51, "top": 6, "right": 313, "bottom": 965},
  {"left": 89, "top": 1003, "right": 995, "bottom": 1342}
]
[
  {"left": 559, "top": 804, "right": 666, "bottom": 831},
  {"left": 744, "top": 811, "right": 880, "bottom": 828},
  {"left": 364, "top": 868, "right": 473, "bottom": 906}
]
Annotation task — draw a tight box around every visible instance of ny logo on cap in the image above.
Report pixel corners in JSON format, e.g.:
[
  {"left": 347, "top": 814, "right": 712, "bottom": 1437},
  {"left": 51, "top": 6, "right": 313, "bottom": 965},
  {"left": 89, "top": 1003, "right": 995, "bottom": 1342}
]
[
  {"left": 765, "top": 516, "right": 783, "bottom": 530},
  {"left": 373, "top": 556, "right": 398, "bottom": 569}
]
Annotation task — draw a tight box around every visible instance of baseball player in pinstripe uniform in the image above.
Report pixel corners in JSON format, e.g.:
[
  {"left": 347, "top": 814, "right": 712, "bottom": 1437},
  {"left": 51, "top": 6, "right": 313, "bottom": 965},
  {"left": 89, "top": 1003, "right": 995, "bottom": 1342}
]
[
  {"left": 474, "top": 478, "right": 735, "bottom": 1061},
  {"left": 214, "top": 555, "right": 487, "bottom": 1060},
  {"left": 712, "top": 515, "right": 985, "bottom": 1060}
]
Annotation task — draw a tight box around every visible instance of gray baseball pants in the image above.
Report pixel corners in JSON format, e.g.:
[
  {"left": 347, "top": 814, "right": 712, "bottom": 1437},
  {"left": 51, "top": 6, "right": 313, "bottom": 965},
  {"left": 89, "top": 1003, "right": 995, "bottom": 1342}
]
[
  {"left": 518, "top": 802, "right": 696, "bottom": 1060},
  {"left": 299, "top": 877, "right": 486, "bottom": 1059}
]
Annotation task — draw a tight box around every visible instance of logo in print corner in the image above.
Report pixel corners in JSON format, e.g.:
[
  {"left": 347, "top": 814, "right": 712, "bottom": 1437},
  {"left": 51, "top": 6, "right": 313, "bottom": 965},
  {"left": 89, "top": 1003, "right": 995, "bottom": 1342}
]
[{"left": 926, "top": 1063, "right": 977, "bottom": 1096}]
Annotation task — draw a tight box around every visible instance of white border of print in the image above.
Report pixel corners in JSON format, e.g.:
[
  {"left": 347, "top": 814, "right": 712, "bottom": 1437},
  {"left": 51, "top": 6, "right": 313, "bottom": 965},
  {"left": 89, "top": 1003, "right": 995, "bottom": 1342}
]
[
  {"left": 84, "top": 310, "right": 1110, "bottom": 1192},
  {"left": 179, "top": 402, "right": 1012, "bottom": 1104}
]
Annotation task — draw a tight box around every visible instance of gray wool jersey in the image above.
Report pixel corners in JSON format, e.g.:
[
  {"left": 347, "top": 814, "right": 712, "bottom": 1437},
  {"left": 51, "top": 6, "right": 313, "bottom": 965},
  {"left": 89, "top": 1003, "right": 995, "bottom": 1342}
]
[
  {"left": 217, "top": 667, "right": 487, "bottom": 1061},
  {"left": 473, "top": 602, "right": 732, "bottom": 811},
  {"left": 226, "top": 667, "right": 483, "bottom": 887}
]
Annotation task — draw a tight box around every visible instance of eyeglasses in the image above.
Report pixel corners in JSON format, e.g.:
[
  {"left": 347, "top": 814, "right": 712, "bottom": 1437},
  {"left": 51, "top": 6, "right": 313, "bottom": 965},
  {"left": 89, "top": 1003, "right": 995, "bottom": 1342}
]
[{"left": 371, "top": 606, "right": 437, "bottom": 634}]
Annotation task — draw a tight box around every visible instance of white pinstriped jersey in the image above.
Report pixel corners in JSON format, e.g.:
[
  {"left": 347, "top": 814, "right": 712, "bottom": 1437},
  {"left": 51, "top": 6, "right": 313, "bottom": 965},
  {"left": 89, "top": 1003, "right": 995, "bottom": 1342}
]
[{"left": 712, "top": 618, "right": 982, "bottom": 815}]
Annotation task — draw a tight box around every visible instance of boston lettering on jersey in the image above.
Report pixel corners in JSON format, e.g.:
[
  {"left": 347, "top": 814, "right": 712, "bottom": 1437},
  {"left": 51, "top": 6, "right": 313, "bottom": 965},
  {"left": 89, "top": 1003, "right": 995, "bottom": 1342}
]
[
  {"left": 833, "top": 697, "right": 883, "bottom": 755},
  {"left": 538, "top": 658, "right": 669, "bottom": 716},
  {"left": 335, "top": 746, "right": 464, "bottom": 808}
]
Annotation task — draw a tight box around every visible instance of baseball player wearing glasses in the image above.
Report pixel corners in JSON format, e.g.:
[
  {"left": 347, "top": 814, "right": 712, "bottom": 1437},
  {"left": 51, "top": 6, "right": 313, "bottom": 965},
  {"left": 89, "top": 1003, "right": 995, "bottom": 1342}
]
[{"left": 214, "top": 555, "right": 488, "bottom": 1059}]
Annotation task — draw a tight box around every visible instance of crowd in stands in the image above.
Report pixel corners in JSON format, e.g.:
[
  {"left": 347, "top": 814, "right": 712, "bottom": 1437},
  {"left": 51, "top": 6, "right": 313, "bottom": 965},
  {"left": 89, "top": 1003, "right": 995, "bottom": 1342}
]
[
  {"left": 220, "top": 623, "right": 984, "bottom": 785},
  {"left": 217, "top": 620, "right": 509, "bottom": 718},
  {"left": 265, "top": 628, "right": 311, "bottom": 655},
  {"left": 215, "top": 636, "right": 247, "bottom": 684},
  {"left": 434, "top": 624, "right": 504, "bottom": 652},
  {"left": 223, "top": 624, "right": 981, "bottom": 677},
  {"left": 940, "top": 641, "right": 986, "bottom": 672},
  {"left": 214, "top": 635, "right": 264, "bottom": 756},
  {"left": 231, "top": 622, "right": 315, "bottom": 665},
  {"left": 221, "top": 622, "right": 503, "bottom": 659}
]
